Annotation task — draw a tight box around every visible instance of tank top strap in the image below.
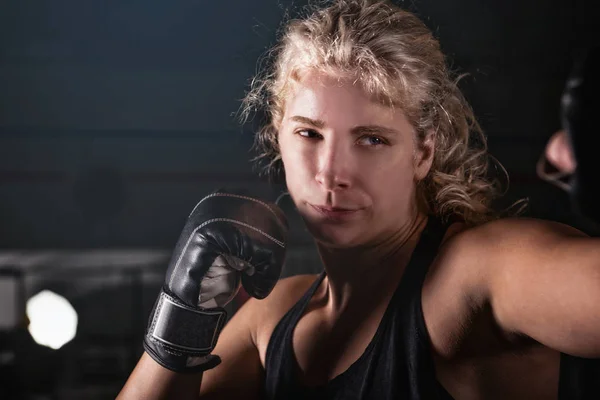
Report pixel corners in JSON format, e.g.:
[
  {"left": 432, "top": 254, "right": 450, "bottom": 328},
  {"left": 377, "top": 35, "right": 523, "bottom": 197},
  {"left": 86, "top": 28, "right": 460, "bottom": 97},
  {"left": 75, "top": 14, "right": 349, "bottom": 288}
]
[
  {"left": 406, "top": 216, "right": 456, "bottom": 399},
  {"left": 402, "top": 216, "right": 448, "bottom": 291},
  {"left": 263, "top": 272, "right": 326, "bottom": 396},
  {"left": 375, "top": 215, "right": 454, "bottom": 399}
]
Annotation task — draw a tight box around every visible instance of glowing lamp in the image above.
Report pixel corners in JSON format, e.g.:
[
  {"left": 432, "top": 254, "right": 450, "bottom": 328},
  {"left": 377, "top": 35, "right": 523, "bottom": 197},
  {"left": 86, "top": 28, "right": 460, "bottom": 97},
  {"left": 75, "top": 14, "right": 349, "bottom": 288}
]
[{"left": 26, "top": 290, "right": 78, "bottom": 350}]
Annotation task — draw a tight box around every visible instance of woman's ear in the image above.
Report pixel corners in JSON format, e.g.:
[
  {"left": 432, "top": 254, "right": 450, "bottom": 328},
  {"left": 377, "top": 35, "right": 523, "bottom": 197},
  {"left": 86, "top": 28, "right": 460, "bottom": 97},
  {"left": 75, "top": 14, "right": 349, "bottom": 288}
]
[{"left": 414, "top": 131, "right": 435, "bottom": 180}]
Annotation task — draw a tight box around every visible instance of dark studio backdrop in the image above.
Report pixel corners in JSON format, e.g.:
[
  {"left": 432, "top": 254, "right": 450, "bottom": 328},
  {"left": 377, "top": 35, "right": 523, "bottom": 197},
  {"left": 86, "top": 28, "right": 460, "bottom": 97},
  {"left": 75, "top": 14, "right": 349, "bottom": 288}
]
[{"left": 0, "top": 0, "right": 596, "bottom": 399}]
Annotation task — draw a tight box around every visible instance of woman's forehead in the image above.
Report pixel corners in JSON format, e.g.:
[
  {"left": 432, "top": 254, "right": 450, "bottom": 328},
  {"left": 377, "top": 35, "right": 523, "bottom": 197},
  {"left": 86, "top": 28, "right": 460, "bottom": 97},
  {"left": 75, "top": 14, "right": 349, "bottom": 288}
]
[{"left": 282, "top": 70, "right": 412, "bottom": 129}]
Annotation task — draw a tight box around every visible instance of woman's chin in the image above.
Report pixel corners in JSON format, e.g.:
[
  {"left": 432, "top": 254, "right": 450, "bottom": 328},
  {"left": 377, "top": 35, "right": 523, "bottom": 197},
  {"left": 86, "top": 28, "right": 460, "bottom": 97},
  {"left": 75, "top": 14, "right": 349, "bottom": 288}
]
[{"left": 306, "top": 224, "right": 365, "bottom": 249}]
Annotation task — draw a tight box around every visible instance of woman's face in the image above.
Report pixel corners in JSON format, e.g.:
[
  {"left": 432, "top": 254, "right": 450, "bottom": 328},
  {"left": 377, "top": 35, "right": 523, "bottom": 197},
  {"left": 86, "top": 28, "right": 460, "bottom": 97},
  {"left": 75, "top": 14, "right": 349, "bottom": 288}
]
[{"left": 278, "top": 70, "right": 434, "bottom": 248}]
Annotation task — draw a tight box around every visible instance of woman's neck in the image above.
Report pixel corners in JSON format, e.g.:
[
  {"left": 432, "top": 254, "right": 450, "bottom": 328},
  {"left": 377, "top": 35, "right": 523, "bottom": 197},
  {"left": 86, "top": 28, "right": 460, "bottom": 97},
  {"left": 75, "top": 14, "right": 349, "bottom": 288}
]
[{"left": 315, "top": 212, "right": 429, "bottom": 313}]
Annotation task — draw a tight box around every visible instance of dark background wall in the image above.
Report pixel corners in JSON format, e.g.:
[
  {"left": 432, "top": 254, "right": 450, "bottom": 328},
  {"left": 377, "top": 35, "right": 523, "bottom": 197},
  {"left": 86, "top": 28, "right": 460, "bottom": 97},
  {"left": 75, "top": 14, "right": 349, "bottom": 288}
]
[
  {"left": 0, "top": 0, "right": 596, "bottom": 250},
  {"left": 0, "top": 1, "right": 597, "bottom": 398}
]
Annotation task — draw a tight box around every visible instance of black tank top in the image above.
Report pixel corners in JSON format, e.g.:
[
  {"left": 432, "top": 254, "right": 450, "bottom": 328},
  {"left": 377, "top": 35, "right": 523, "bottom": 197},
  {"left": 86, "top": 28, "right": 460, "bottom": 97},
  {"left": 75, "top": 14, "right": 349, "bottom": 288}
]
[
  {"left": 262, "top": 217, "right": 454, "bottom": 399},
  {"left": 262, "top": 216, "right": 600, "bottom": 399}
]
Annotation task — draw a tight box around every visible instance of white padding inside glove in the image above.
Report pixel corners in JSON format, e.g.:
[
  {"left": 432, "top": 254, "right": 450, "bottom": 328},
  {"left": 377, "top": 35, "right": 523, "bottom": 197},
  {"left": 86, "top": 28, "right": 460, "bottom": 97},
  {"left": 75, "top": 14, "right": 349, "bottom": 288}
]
[{"left": 198, "top": 255, "right": 253, "bottom": 308}]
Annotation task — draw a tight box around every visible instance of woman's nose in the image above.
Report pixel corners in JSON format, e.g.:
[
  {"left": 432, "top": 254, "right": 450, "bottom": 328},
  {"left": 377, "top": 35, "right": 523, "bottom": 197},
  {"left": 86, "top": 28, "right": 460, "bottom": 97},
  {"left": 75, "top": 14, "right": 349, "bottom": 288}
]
[{"left": 314, "top": 142, "right": 353, "bottom": 190}]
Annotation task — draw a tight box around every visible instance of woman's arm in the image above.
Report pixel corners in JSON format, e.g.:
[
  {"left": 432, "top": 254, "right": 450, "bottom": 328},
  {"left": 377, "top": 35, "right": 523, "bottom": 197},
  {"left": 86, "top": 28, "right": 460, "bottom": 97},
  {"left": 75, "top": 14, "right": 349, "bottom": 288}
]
[
  {"left": 463, "top": 218, "right": 600, "bottom": 357},
  {"left": 118, "top": 296, "right": 264, "bottom": 400},
  {"left": 118, "top": 190, "right": 288, "bottom": 399},
  {"left": 118, "top": 352, "right": 204, "bottom": 400}
]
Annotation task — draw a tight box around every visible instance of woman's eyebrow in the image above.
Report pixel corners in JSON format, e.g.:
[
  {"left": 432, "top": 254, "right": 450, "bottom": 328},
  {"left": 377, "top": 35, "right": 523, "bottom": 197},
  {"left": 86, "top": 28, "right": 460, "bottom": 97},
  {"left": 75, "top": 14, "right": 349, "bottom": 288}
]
[
  {"left": 289, "top": 116, "right": 399, "bottom": 136},
  {"left": 351, "top": 125, "right": 399, "bottom": 136},
  {"left": 289, "top": 115, "right": 326, "bottom": 129}
]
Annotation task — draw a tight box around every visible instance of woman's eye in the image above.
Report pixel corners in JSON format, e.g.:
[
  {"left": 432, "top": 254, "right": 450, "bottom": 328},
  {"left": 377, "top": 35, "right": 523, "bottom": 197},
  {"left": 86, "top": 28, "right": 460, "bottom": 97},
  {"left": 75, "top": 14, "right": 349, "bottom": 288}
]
[
  {"left": 296, "top": 129, "right": 321, "bottom": 139},
  {"left": 357, "top": 135, "right": 387, "bottom": 146}
]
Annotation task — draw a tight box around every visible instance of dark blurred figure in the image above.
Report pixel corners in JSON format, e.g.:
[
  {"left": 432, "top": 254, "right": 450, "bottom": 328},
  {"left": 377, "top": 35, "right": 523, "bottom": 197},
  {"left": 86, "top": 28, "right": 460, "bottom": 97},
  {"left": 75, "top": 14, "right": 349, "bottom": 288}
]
[
  {"left": 540, "top": 46, "right": 600, "bottom": 224},
  {"left": 539, "top": 46, "right": 600, "bottom": 399}
]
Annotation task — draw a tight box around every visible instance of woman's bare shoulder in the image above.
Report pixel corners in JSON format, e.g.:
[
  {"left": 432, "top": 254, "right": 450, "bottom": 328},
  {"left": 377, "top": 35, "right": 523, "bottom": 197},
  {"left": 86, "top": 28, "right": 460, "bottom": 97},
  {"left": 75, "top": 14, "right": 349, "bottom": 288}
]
[
  {"left": 272, "top": 273, "right": 322, "bottom": 302},
  {"left": 444, "top": 217, "right": 586, "bottom": 252},
  {"left": 249, "top": 273, "right": 321, "bottom": 325},
  {"left": 222, "top": 273, "right": 321, "bottom": 342},
  {"left": 235, "top": 273, "right": 320, "bottom": 366},
  {"left": 428, "top": 216, "right": 587, "bottom": 311}
]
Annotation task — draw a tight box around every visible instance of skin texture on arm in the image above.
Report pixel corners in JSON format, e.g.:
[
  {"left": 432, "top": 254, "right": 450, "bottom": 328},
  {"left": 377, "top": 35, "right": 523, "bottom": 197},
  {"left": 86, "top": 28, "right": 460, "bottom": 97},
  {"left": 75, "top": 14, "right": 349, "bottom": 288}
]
[
  {"left": 117, "top": 275, "right": 314, "bottom": 400},
  {"left": 427, "top": 218, "right": 600, "bottom": 359},
  {"left": 483, "top": 218, "right": 600, "bottom": 357},
  {"left": 117, "top": 296, "right": 263, "bottom": 400},
  {"left": 117, "top": 352, "right": 203, "bottom": 400},
  {"left": 198, "top": 297, "right": 265, "bottom": 400},
  {"left": 117, "top": 274, "right": 316, "bottom": 400}
]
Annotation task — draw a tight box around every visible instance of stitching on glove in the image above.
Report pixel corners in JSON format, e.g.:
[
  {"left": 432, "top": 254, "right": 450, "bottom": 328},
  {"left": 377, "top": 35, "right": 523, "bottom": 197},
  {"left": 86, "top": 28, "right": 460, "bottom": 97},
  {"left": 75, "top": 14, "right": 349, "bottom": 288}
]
[
  {"left": 188, "top": 192, "right": 282, "bottom": 222},
  {"left": 149, "top": 292, "right": 165, "bottom": 334},
  {"left": 170, "top": 218, "right": 283, "bottom": 288}
]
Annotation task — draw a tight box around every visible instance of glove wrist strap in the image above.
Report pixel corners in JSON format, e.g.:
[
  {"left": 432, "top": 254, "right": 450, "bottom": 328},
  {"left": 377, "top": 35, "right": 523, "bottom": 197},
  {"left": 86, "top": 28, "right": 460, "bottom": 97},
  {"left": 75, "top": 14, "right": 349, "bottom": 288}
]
[{"left": 144, "top": 291, "right": 227, "bottom": 373}]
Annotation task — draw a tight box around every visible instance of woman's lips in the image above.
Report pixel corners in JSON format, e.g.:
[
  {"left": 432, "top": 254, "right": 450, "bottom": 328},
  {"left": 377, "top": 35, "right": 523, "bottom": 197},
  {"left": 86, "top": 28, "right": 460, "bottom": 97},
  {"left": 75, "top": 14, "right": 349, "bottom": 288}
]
[{"left": 309, "top": 204, "right": 362, "bottom": 221}]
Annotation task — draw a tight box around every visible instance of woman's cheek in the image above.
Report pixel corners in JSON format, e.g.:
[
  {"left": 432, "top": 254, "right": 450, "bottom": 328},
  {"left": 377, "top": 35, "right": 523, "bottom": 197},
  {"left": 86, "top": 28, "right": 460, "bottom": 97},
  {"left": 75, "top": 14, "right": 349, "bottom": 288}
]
[{"left": 285, "top": 151, "right": 311, "bottom": 190}]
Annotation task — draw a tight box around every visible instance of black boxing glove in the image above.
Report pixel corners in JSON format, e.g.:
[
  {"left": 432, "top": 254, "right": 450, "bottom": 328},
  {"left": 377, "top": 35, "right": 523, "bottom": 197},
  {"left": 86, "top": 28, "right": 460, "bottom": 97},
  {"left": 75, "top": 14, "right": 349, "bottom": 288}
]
[
  {"left": 562, "top": 46, "right": 600, "bottom": 224},
  {"left": 143, "top": 190, "right": 288, "bottom": 373}
]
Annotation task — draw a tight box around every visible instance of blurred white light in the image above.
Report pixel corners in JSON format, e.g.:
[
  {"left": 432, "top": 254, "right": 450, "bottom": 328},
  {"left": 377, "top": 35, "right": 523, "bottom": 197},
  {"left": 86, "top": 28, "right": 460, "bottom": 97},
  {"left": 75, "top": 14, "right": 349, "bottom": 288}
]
[{"left": 26, "top": 290, "right": 78, "bottom": 350}]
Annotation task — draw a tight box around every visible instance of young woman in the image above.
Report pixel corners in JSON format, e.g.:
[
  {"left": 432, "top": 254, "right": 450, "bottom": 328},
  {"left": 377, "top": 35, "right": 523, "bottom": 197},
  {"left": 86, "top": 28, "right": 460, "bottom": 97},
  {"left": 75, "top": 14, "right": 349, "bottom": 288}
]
[{"left": 118, "top": 1, "right": 600, "bottom": 399}]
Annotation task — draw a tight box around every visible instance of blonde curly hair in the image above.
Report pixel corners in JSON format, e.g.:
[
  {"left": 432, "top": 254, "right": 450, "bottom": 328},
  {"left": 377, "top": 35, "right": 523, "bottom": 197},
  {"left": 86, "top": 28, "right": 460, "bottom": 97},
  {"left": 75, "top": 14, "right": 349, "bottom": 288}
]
[{"left": 241, "top": 0, "right": 510, "bottom": 225}]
